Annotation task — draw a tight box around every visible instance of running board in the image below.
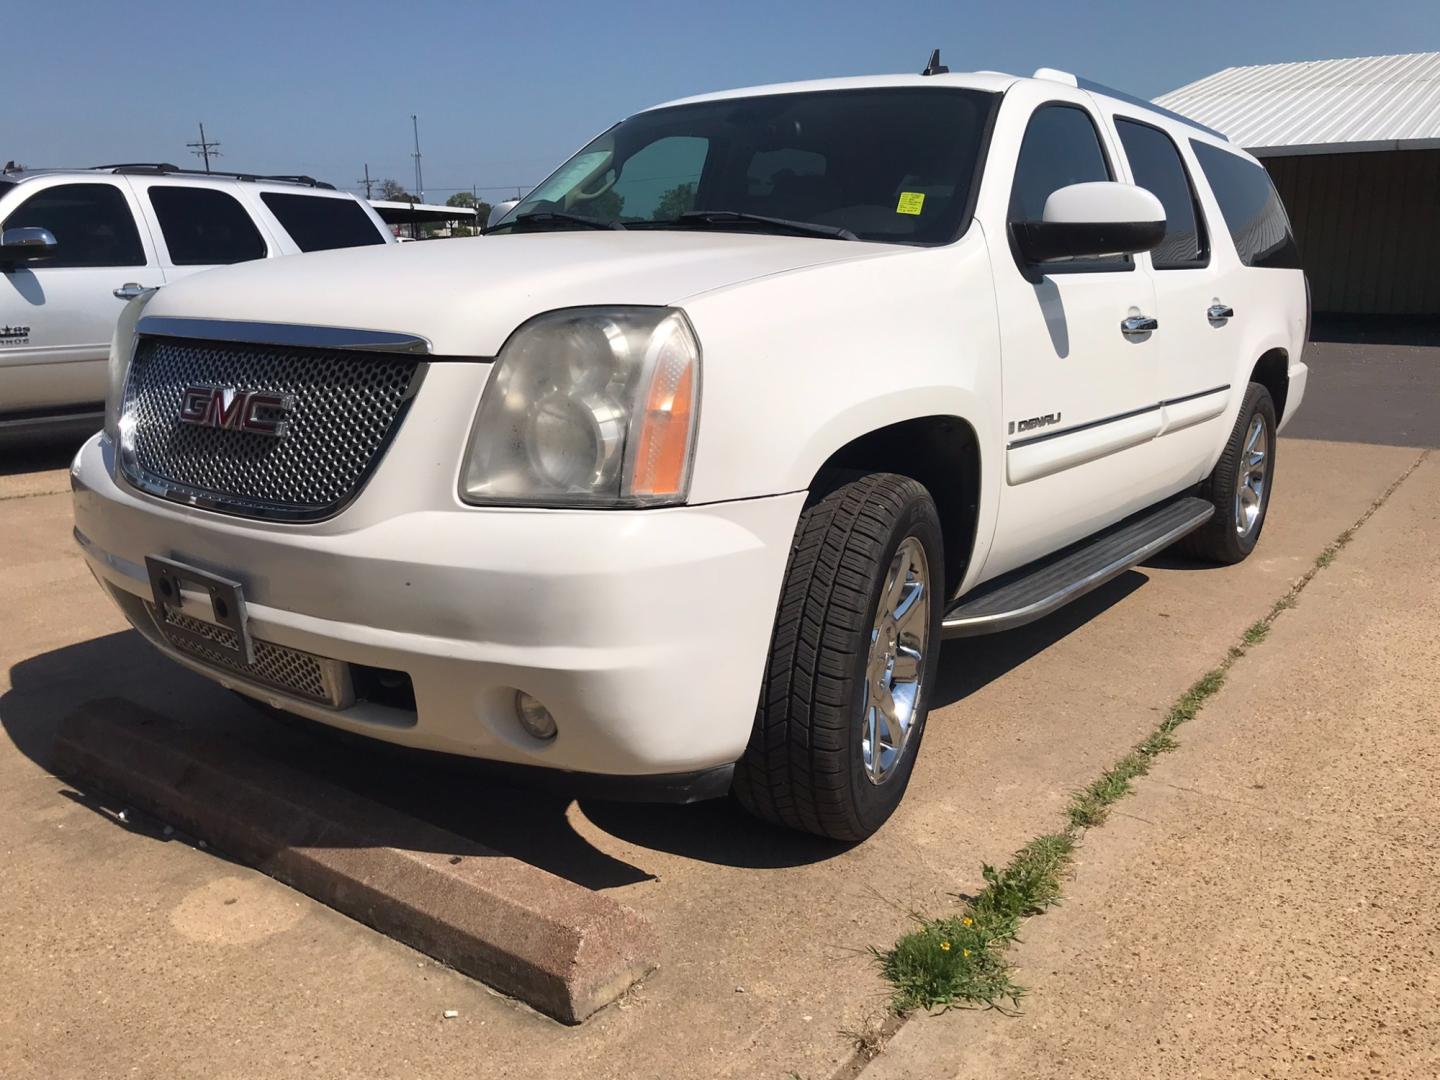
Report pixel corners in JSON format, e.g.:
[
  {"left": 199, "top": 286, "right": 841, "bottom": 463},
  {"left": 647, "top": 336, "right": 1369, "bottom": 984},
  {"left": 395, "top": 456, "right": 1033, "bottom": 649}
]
[{"left": 942, "top": 496, "right": 1214, "bottom": 637}]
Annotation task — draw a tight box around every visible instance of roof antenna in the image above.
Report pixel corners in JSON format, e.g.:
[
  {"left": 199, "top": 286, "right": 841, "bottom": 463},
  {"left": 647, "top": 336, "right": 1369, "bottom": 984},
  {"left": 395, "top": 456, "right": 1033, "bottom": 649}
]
[{"left": 921, "top": 48, "right": 948, "bottom": 76}]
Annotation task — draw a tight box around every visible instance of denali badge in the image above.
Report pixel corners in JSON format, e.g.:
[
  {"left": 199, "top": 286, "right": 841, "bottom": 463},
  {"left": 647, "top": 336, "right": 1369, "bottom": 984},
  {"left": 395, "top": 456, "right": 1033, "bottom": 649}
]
[
  {"left": 179, "top": 385, "right": 294, "bottom": 437},
  {"left": 1008, "top": 412, "right": 1062, "bottom": 436}
]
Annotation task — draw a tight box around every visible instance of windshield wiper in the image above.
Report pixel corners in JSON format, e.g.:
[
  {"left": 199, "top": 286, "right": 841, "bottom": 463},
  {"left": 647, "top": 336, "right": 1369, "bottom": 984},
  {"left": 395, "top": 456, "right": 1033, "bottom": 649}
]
[
  {"left": 672, "top": 210, "right": 857, "bottom": 241},
  {"left": 498, "top": 211, "right": 625, "bottom": 232}
]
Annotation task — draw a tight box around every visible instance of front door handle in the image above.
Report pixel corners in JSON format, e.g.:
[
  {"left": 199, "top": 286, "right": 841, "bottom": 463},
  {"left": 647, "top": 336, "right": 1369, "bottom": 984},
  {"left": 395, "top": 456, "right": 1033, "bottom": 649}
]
[
  {"left": 1121, "top": 315, "right": 1158, "bottom": 336},
  {"left": 113, "top": 282, "right": 150, "bottom": 300},
  {"left": 1207, "top": 303, "right": 1234, "bottom": 321}
]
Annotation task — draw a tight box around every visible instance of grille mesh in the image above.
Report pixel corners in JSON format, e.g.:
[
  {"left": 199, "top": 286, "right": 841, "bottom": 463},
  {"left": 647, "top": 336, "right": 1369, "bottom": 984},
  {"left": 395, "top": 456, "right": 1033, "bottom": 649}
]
[
  {"left": 149, "top": 604, "right": 340, "bottom": 705},
  {"left": 121, "top": 335, "right": 421, "bottom": 518}
]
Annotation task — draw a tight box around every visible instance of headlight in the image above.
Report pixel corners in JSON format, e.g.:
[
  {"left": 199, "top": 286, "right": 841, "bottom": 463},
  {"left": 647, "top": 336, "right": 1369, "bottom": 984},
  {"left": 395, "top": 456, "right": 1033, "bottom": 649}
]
[
  {"left": 103, "top": 288, "right": 159, "bottom": 445},
  {"left": 461, "top": 307, "right": 700, "bottom": 507}
]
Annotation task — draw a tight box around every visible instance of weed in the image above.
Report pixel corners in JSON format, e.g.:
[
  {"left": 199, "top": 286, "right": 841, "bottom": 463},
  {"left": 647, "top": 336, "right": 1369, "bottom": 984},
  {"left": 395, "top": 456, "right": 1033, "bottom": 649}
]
[
  {"left": 1242, "top": 620, "right": 1270, "bottom": 647},
  {"left": 878, "top": 912, "right": 1025, "bottom": 1014},
  {"left": 876, "top": 834, "right": 1074, "bottom": 1012},
  {"left": 838, "top": 1011, "right": 892, "bottom": 1062}
]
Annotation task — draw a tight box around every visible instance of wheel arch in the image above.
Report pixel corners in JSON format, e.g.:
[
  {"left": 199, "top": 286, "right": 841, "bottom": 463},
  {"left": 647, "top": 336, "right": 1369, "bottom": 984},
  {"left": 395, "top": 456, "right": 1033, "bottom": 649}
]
[
  {"left": 811, "top": 414, "right": 981, "bottom": 598},
  {"left": 1249, "top": 347, "right": 1289, "bottom": 421}
]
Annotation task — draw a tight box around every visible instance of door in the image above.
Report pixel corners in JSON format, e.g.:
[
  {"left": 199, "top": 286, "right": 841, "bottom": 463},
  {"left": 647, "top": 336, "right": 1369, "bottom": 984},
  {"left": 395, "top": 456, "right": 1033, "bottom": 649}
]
[
  {"left": 1110, "top": 115, "right": 1231, "bottom": 485},
  {"left": 0, "top": 179, "right": 162, "bottom": 413},
  {"left": 978, "top": 93, "right": 1164, "bottom": 577}
]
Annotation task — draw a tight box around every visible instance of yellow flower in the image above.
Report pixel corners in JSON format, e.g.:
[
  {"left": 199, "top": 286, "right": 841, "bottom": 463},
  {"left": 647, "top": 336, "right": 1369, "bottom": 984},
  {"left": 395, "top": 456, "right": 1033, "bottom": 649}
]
[
  {"left": 963, "top": 949, "right": 971, "bottom": 958},
  {"left": 939, "top": 941, "right": 951, "bottom": 951},
  {"left": 962, "top": 917, "right": 973, "bottom": 927}
]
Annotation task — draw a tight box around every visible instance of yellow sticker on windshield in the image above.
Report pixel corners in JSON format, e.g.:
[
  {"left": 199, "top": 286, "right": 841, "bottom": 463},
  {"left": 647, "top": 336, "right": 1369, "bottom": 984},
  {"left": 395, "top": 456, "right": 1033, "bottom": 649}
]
[{"left": 896, "top": 191, "right": 926, "bottom": 215}]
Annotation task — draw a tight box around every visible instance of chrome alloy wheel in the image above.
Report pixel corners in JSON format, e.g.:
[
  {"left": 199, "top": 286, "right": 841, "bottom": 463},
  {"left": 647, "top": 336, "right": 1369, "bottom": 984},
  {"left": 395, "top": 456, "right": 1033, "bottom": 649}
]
[
  {"left": 1234, "top": 415, "right": 1269, "bottom": 537},
  {"left": 861, "top": 536, "right": 931, "bottom": 785}
]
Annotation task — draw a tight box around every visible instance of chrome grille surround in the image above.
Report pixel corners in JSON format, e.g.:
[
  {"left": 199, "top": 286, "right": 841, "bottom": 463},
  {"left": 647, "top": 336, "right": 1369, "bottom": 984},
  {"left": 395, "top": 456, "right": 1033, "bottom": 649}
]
[
  {"left": 118, "top": 329, "right": 425, "bottom": 521},
  {"left": 147, "top": 602, "right": 351, "bottom": 707}
]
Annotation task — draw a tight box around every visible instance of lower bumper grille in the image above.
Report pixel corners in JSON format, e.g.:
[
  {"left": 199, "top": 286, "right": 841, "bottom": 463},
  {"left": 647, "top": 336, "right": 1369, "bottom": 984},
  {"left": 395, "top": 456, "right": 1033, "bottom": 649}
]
[{"left": 148, "top": 604, "right": 350, "bottom": 707}]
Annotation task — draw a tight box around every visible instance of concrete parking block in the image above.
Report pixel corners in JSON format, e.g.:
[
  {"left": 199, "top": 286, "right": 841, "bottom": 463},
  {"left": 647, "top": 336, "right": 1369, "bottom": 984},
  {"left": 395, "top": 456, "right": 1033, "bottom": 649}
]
[{"left": 50, "top": 698, "right": 657, "bottom": 1024}]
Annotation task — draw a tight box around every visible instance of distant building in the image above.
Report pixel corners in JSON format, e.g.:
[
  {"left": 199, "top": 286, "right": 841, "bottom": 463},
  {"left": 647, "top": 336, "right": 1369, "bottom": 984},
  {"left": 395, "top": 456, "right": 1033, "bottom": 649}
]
[{"left": 1158, "top": 53, "right": 1440, "bottom": 316}]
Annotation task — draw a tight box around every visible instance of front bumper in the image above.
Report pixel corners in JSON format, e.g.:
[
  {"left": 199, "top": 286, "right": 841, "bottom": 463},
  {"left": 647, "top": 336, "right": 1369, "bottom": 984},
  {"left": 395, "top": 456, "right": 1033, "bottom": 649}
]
[{"left": 72, "top": 433, "right": 803, "bottom": 780}]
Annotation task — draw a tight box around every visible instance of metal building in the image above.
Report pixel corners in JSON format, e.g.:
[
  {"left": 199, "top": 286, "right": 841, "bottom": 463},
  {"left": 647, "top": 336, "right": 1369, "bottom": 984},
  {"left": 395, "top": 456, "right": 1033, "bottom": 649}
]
[{"left": 1156, "top": 53, "right": 1440, "bottom": 316}]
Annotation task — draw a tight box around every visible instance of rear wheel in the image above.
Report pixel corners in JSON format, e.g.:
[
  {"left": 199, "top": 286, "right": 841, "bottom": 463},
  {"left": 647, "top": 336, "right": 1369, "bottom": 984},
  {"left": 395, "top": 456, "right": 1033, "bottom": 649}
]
[
  {"left": 1181, "top": 381, "right": 1277, "bottom": 564},
  {"left": 733, "top": 472, "right": 943, "bottom": 841}
]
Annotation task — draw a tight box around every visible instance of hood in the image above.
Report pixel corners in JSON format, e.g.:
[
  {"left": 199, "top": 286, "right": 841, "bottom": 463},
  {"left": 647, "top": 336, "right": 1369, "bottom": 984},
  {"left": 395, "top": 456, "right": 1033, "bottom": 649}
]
[{"left": 142, "top": 230, "right": 907, "bottom": 355}]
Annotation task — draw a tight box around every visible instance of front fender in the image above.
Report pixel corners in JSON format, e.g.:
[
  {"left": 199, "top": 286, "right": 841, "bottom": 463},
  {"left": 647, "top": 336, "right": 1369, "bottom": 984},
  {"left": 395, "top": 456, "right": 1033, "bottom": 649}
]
[{"left": 680, "top": 231, "right": 1002, "bottom": 592}]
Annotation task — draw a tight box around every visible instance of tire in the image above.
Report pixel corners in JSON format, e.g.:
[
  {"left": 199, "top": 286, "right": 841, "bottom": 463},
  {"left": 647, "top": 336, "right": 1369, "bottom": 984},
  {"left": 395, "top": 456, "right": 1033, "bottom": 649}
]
[
  {"left": 733, "top": 472, "right": 944, "bottom": 842},
  {"left": 1180, "top": 381, "right": 1278, "bottom": 565}
]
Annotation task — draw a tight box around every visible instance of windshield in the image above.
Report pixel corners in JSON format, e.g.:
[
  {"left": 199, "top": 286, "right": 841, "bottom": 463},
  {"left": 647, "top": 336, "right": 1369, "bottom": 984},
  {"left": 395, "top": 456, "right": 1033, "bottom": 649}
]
[{"left": 493, "top": 87, "right": 997, "bottom": 245}]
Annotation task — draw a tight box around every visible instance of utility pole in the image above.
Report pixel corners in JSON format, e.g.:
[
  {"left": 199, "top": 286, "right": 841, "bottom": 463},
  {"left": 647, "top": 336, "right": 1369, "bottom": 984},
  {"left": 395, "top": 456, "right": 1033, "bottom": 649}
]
[
  {"left": 410, "top": 115, "right": 424, "bottom": 203},
  {"left": 187, "top": 122, "right": 221, "bottom": 172},
  {"left": 357, "top": 163, "right": 375, "bottom": 199}
]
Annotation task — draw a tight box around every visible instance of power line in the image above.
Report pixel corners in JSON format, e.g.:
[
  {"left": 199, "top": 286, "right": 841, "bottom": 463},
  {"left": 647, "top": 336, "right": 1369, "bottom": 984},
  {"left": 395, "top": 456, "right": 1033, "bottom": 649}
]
[
  {"left": 186, "top": 122, "right": 221, "bottom": 172},
  {"left": 356, "top": 163, "right": 375, "bottom": 199}
]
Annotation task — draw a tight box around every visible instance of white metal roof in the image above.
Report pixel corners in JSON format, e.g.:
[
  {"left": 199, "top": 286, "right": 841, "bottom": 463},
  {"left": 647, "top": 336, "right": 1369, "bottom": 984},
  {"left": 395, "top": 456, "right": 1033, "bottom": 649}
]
[{"left": 1155, "top": 52, "right": 1440, "bottom": 157}]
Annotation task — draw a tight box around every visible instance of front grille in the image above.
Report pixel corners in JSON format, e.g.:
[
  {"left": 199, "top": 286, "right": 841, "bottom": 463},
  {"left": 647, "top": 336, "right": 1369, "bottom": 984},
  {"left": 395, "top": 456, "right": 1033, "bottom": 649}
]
[
  {"left": 148, "top": 603, "right": 349, "bottom": 707},
  {"left": 120, "top": 334, "right": 423, "bottom": 520}
]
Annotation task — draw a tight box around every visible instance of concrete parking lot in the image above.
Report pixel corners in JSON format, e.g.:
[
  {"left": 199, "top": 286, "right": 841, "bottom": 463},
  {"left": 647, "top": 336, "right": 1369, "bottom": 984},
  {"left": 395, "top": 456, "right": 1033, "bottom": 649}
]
[{"left": 2, "top": 335, "right": 1436, "bottom": 1079}]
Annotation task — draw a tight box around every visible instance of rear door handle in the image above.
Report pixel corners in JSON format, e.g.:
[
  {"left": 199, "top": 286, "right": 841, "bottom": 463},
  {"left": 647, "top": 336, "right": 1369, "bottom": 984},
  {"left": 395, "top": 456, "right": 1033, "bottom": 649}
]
[
  {"left": 1121, "top": 315, "right": 1158, "bottom": 336},
  {"left": 1207, "top": 303, "right": 1234, "bottom": 321},
  {"left": 113, "top": 282, "right": 151, "bottom": 300}
]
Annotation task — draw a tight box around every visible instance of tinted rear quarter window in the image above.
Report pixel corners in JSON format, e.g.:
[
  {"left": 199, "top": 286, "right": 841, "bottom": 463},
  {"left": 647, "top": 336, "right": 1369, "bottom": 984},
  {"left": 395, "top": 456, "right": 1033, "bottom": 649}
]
[
  {"left": 148, "top": 185, "right": 268, "bottom": 265},
  {"left": 1115, "top": 119, "right": 1207, "bottom": 269},
  {"left": 2, "top": 182, "right": 144, "bottom": 267},
  {"left": 1190, "top": 142, "right": 1300, "bottom": 269},
  {"left": 260, "top": 193, "right": 386, "bottom": 252}
]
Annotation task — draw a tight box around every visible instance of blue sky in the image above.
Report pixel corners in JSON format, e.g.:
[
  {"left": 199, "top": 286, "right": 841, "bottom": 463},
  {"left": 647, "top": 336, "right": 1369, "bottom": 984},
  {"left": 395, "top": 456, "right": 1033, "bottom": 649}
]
[{"left": 8, "top": 0, "right": 1437, "bottom": 201}]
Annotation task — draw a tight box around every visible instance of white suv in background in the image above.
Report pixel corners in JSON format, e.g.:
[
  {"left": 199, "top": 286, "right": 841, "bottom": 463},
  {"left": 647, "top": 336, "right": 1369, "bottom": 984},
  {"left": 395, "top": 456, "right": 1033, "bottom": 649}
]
[
  {"left": 71, "top": 62, "right": 1308, "bottom": 840},
  {"left": 0, "top": 165, "right": 392, "bottom": 432}
]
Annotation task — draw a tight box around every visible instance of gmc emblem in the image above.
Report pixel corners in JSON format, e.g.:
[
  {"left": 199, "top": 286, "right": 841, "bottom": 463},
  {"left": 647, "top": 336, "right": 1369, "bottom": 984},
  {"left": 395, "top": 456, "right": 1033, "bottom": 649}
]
[{"left": 179, "top": 385, "right": 294, "bottom": 438}]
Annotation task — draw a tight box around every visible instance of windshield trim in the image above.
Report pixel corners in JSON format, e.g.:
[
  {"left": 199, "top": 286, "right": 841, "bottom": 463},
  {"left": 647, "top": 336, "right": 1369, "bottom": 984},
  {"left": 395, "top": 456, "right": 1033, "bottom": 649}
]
[{"left": 498, "top": 86, "right": 1002, "bottom": 248}]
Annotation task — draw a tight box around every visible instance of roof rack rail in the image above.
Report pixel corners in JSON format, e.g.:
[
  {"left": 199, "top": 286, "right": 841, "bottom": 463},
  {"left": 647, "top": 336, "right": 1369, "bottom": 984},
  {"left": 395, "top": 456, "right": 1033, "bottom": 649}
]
[
  {"left": 94, "top": 162, "right": 182, "bottom": 172},
  {"left": 94, "top": 163, "right": 335, "bottom": 189},
  {"left": 1076, "top": 77, "right": 1229, "bottom": 141},
  {"left": 1029, "top": 69, "right": 1228, "bottom": 141}
]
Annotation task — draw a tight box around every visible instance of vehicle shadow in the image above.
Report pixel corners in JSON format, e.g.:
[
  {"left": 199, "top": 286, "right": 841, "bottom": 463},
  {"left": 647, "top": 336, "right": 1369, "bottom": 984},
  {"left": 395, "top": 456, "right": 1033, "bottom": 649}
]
[
  {"left": 1, "top": 630, "right": 850, "bottom": 884},
  {"left": 928, "top": 568, "right": 1147, "bottom": 709},
  {"left": 2, "top": 567, "right": 1164, "bottom": 881},
  {"left": 0, "top": 427, "right": 92, "bottom": 474}
]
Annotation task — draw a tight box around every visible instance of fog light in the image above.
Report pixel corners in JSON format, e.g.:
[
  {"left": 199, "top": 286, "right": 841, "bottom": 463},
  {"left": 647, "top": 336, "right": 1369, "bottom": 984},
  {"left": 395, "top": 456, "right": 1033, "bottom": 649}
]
[{"left": 514, "top": 691, "right": 558, "bottom": 740}]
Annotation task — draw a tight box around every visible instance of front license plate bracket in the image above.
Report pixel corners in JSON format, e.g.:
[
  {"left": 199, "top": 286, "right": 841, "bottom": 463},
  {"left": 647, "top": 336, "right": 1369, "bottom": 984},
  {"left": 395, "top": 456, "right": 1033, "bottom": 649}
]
[{"left": 144, "top": 555, "right": 253, "bottom": 664}]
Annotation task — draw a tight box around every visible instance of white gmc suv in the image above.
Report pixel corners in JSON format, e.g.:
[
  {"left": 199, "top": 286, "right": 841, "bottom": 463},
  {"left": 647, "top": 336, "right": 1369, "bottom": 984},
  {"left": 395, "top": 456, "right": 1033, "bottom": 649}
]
[
  {"left": 71, "top": 63, "right": 1308, "bottom": 840},
  {"left": 0, "top": 165, "right": 393, "bottom": 434}
]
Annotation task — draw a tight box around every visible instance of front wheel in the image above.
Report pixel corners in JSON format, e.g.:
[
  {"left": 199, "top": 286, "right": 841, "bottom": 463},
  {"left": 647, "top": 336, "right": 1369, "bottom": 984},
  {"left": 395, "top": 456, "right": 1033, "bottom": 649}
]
[
  {"left": 1181, "top": 382, "right": 1278, "bottom": 565},
  {"left": 733, "top": 472, "right": 944, "bottom": 841}
]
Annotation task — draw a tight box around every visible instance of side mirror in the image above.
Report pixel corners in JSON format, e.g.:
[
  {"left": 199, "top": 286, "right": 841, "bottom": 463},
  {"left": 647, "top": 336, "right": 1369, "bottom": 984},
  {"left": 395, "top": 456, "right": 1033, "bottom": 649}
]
[
  {"left": 485, "top": 200, "right": 519, "bottom": 233},
  {"left": 0, "top": 226, "right": 58, "bottom": 264},
  {"left": 1012, "top": 182, "right": 1165, "bottom": 263}
]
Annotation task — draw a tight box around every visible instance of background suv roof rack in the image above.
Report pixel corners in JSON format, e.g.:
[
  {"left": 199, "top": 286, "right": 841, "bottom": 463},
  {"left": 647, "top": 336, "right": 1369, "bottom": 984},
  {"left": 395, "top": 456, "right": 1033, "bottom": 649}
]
[{"left": 94, "top": 163, "right": 336, "bottom": 189}]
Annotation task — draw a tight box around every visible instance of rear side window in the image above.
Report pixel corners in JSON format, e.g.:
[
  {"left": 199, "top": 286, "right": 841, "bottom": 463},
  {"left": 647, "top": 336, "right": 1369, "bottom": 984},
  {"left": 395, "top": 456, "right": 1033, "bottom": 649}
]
[
  {"left": 1115, "top": 119, "right": 1207, "bottom": 270},
  {"left": 148, "top": 186, "right": 267, "bottom": 265},
  {"left": 2, "top": 182, "right": 144, "bottom": 267},
  {"left": 1010, "top": 104, "right": 1126, "bottom": 269},
  {"left": 260, "top": 193, "right": 386, "bottom": 252},
  {"left": 1190, "top": 142, "right": 1300, "bottom": 269}
]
